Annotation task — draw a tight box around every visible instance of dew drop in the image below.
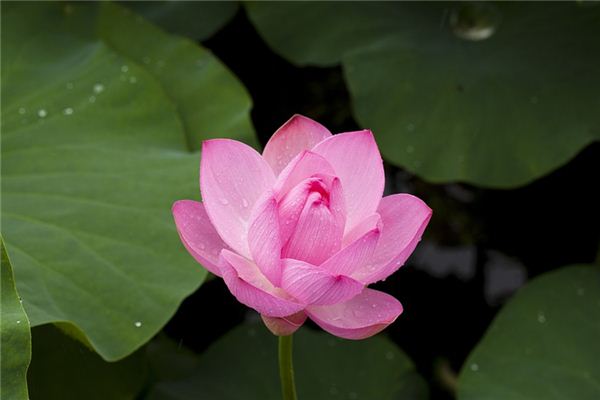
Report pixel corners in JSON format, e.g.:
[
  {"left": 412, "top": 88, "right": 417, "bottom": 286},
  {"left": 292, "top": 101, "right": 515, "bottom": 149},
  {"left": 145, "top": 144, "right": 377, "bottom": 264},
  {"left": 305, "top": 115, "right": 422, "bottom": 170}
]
[
  {"left": 63, "top": 107, "right": 74, "bottom": 116},
  {"left": 470, "top": 363, "right": 479, "bottom": 372},
  {"left": 199, "top": 243, "right": 206, "bottom": 250},
  {"left": 220, "top": 198, "right": 229, "bottom": 205},
  {"left": 406, "top": 123, "right": 415, "bottom": 132},
  {"left": 37, "top": 109, "right": 47, "bottom": 118},
  {"left": 129, "top": 76, "right": 137, "bottom": 84},
  {"left": 16, "top": 320, "right": 21, "bottom": 324},
  {"left": 121, "top": 65, "right": 129, "bottom": 73},
  {"left": 537, "top": 311, "right": 546, "bottom": 324},
  {"left": 134, "top": 321, "right": 142, "bottom": 328},
  {"left": 18, "top": 107, "right": 26, "bottom": 115},
  {"left": 93, "top": 83, "right": 104, "bottom": 94},
  {"left": 143, "top": 56, "right": 151, "bottom": 65},
  {"left": 242, "top": 198, "right": 249, "bottom": 208},
  {"left": 450, "top": 3, "right": 500, "bottom": 41},
  {"left": 89, "top": 96, "right": 96, "bottom": 103},
  {"left": 66, "top": 82, "right": 74, "bottom": 90}
]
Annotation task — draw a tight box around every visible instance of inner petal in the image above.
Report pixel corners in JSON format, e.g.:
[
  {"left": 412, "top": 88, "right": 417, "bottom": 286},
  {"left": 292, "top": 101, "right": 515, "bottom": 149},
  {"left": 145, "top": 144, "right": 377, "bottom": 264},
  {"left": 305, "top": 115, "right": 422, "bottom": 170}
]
[{"left": 280, "top": 178, "right": 345, "bottom": 265}]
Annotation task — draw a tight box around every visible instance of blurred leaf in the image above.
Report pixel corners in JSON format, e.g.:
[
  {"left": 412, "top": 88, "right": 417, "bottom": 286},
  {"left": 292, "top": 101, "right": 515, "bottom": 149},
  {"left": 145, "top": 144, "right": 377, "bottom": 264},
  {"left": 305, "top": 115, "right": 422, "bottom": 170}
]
[
  {"left": 146, "top": 322, "right": 428, "bottom": 400},
  {"left": 458, "top": 265, "right": 600, "bottom": 399},
  {"left": 1, "top": 237, "right": 31, "bottom": 400},
  {"left": 28, "top": 325, "right": 147, "bottom": 400},
  {"left": 246, "top": 2, "right": 600, "bottom": 188},
  {"left": 1, "top": 2, "right": 254, "bottom": 361},
  {"left": 124, "top": 1, "right": 238, "bottom": 41}
]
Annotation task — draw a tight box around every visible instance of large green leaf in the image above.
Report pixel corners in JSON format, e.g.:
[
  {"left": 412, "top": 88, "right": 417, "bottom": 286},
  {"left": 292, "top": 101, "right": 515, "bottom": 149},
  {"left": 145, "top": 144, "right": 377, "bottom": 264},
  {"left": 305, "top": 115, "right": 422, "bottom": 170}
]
[
  {"left": 246, "top": 2, "right": 600, "bottom": 188},
  {"left": 458, "top": 265, "right": 600, "bottom": 399},
  {"left": 124, "top": 1, "right": 238, "bottom": 41},
  {"left": 1, "top": 237, "right": 31, "bottom": 400},
  {"left": 146, "top": 322, "right": 428, "bottom": 400},
  {"left": 1, "top": 2, "right": 254, "bottom": 361},
  {"left": 28, "top": 325, "right": 147, "bottom": 400}
]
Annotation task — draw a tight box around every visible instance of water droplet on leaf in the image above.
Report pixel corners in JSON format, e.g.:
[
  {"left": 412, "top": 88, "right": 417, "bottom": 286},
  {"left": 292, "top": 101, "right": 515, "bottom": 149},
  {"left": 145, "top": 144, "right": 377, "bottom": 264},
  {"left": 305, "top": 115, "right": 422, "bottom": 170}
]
[
  {"left": 450, "top": 3, "right": 500, "bottom": 41},
  {"left": 93, "top": 83, "right": 104, "bottom": 94},
  {"left": 537, "top": 311, "right": 546, "bottom": 324}
]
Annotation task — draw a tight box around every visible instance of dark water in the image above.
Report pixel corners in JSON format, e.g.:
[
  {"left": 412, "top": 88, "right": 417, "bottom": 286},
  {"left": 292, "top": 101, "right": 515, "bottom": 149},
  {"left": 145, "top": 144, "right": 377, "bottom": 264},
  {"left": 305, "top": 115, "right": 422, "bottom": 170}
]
[{"left": 164, "top": 9, "right": 600, "bottom": 399}]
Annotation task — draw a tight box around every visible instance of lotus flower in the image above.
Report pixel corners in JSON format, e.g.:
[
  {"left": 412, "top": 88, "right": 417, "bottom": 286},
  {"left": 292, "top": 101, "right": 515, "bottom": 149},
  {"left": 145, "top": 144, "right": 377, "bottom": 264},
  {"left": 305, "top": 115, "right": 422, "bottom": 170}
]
[{"left": 173, "top": 115, "right": 431, "bottom": 339}]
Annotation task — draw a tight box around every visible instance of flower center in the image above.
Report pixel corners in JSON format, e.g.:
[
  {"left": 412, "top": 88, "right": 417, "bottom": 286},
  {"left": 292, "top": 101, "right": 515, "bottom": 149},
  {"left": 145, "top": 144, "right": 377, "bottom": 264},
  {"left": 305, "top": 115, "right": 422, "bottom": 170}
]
[{"left": 307, "top": 179, "right": 330, "bottom": 207}]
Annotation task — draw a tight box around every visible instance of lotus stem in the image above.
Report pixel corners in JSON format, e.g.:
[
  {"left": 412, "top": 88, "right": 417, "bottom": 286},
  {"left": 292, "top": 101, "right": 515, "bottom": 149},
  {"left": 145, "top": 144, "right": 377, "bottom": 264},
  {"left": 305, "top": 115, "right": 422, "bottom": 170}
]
[{"left": 278, "top": 334, "right": 298, "bottom": 400}]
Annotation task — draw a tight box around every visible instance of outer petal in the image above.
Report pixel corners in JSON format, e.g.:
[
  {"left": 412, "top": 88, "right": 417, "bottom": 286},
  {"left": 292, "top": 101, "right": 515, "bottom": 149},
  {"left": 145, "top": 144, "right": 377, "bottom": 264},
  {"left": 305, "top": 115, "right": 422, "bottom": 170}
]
[
  {"left": 306, "top": 289, "right": 403, "bottom": 340},
  {"left": 312, "top": 130, "right": 384, "bottom": 234},
  {"left": 282, "top": 178, "right": 344, "bottom": 264},
  {"left": 248, "top": 192, "right": 282, "bottom": 286},
  {"left": 261, "top": 312, "right": 307, "bottom": 336},
  {"left": 353, "top": 194, "right": 432, "bottom": 284},
  {"left": 263, "top": 114, "right": 332, "bottom": 175},
  {"left": 219, "top": 250, "right": 304, "bottom": 318},
  {"left": 200, "top": 139, "right": 275, "bottom": 257},
  {"left": 273, "top": 150, "right": 336, "bottom": 200},
  {"left": 281, "top": 259, "right": 364, "bottom": 306},
  {"left": 172, "top": 200, "right": 228, "bottom": 276},
  {"left": 321, "top": 223, "right": 380, "bottom": 276},
  {"left": 343, "top": 213, "right": 381, "bottom": 247}
]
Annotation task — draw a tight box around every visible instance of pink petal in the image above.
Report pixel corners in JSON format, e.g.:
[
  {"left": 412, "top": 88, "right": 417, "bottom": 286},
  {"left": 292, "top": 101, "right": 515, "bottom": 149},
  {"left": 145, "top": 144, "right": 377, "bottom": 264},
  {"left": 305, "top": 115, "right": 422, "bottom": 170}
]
[
  {"left": 261, "top": 311, "right": 307, "bottom": 336},
  {"left": 353, "top": 194, "right": 432, "bottom": 284},
  {"left": 321, "top": 224, "right": 380, "bottom": 276},
  {"left": 263, "top": 114, "right": 332, "bottom": 176},
  {"left": 312, "top": 130, "right": 384, "bottom": 234},
  {"left": 248, "top": 192, "right": 282, "bottom": 286},
  {"left": 277, "top": 179, "right": 316, "bottom": 245},
  {"left": 281, "top": 259, "right": 364, "bottom": 306},
  {"left": 306, "top": 289, "right": 403, "bottom": 340},
  {"left": 282, "top": 178, "right": 344, "bottom": 264},
  {"left": 219, "top": 250, "right": 305, "bottom": 318},
  {"left": 273, "top": 151, "right": 336, "bottom": 200},
  {"left": 343, "top": 213, "right": 381, "bottom": 247},
  {"left": 200, "top": 139, "right": 275, "bottom": 257},
  {"left": 172, "top": 200, "right": 228, "bottom": 277}
]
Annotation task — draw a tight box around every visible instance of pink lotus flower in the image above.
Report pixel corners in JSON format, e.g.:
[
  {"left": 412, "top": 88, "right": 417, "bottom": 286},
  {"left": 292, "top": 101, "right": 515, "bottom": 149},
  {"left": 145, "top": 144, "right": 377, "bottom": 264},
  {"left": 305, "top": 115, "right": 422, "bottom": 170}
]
[{"left": 173, "top": 115, "right": 431, "bottom": 339}]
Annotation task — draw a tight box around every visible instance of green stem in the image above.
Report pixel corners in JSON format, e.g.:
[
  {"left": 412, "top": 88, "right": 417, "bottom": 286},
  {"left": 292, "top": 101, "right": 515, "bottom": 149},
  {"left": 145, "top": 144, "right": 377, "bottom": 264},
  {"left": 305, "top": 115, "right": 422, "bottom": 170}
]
[{"left": 278, "top": 335, "right": 298, "bottom": 400}]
